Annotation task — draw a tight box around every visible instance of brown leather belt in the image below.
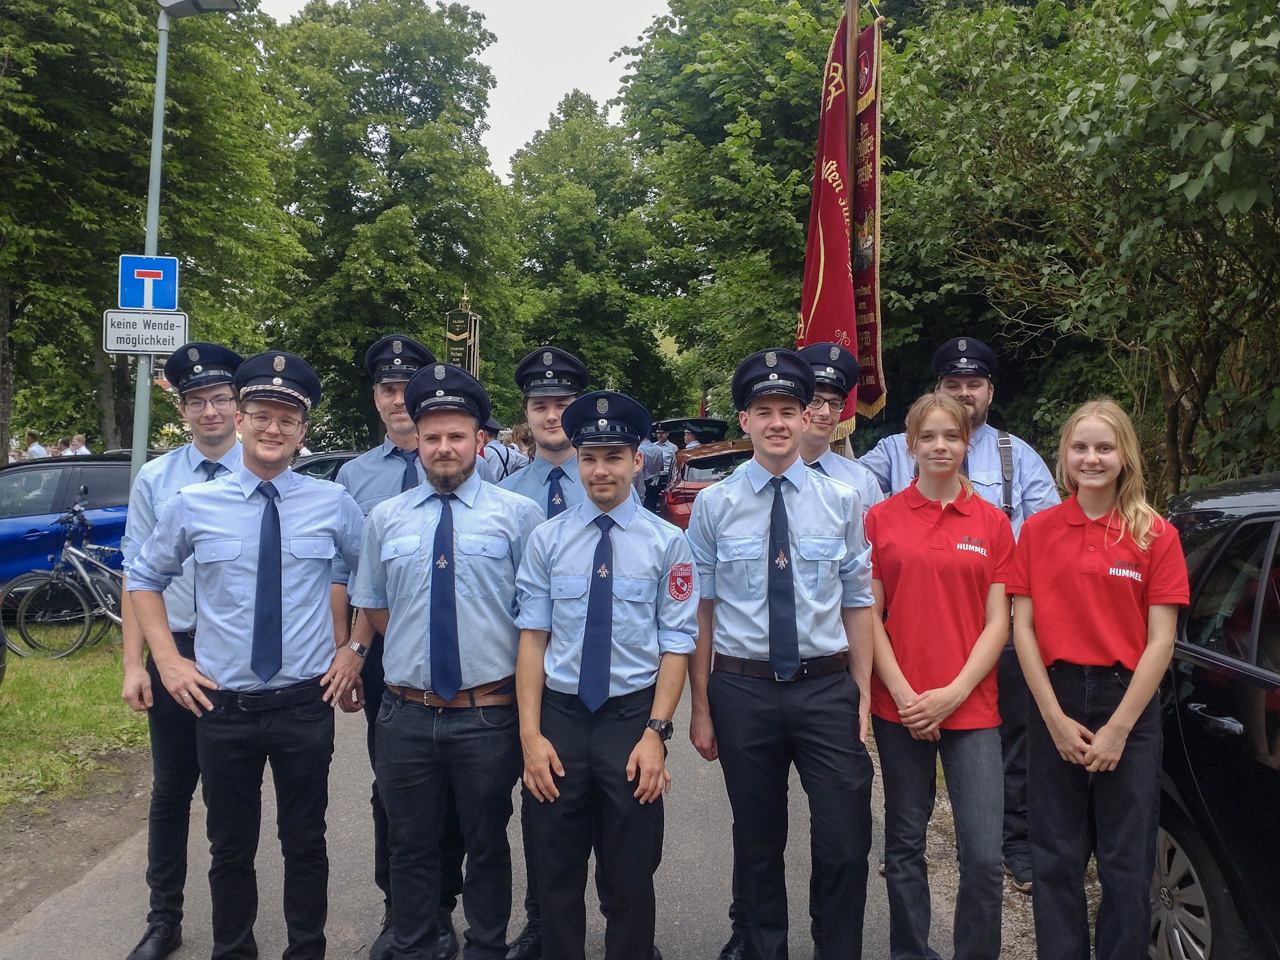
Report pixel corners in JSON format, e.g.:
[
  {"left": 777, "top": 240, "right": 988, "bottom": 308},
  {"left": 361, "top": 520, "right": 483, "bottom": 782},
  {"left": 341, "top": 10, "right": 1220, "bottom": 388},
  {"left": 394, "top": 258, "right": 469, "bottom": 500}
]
[
  {"left": 386, "top": 678, "right": 514, "bottom": 708},
  {"left": 712, "top": 650, "right": 849, "bottom": 681}
]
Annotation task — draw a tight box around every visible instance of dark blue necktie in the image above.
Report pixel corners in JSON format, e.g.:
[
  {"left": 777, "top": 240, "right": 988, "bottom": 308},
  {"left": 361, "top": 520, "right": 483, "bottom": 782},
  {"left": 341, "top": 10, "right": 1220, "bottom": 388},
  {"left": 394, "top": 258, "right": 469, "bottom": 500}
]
[
  {"left": 396, "top": 447, "right": 420, "bottom": 493},
  {"left": 429, "top": 493, "right": 463, "bottom": 700},
  {"left": 547, "top": 465, "right": 567, "bottom": 517},
  {"left": 199, "top": 459, "right": 221, "bottom": 482},
  {"left": 251, "top": 481, "right": 283, "bottom": 683},
  {"left": 578, "top": 514, "right": 615, "bottom": 712},
  {"left": 808, "top": 459, "right": 828, "bottom": 477},
  {"left": 768, "top": 476, "right": 800, "bottom": 679}
]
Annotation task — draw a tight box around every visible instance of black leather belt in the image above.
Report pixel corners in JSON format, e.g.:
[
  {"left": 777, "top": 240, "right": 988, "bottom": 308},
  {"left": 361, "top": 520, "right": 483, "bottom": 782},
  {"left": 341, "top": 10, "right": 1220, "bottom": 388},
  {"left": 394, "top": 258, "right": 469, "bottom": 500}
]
[
  {"left": 712, "top": 650, "right": 849, "bottom": 681},
  {"left": 205, "top": 677, "right": 324, "bottom": 712}
]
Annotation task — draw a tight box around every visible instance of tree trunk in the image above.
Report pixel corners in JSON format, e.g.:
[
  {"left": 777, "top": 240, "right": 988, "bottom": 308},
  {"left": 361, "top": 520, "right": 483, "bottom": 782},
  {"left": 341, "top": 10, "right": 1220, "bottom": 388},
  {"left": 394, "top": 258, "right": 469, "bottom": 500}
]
[
  {"left": 93, "top": 348, "right": 123, "bottom": 450},
  {"left": 0, "top": 277, "right": 13, "bottom": 460},
  {"left": 1157, "top": 351, "right": 1181, "bottom": 500}
]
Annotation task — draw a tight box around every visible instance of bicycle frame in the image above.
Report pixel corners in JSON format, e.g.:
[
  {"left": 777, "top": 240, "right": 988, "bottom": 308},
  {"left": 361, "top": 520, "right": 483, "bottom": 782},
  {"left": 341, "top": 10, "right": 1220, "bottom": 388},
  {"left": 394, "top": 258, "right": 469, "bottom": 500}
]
[{"left": 58, "top": 543, "right": 123, "bottom": 626}]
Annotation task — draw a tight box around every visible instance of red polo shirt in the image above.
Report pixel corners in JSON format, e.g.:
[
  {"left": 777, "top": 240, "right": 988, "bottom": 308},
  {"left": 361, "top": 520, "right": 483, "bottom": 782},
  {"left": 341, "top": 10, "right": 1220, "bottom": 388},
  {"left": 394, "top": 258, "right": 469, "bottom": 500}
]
[
  {"left": 1006, "top": 496, "right": 1190, "bottom": 670},
  {"left": 866, "top": 482, "right": 1015, "bottom": 730}
]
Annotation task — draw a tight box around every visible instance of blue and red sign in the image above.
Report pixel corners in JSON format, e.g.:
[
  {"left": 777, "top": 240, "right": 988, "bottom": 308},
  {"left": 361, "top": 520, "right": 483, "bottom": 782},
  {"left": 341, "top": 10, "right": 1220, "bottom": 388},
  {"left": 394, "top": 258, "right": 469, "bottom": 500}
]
[{"left": 118, "top": 255, "right": 179, "bottom": 311}]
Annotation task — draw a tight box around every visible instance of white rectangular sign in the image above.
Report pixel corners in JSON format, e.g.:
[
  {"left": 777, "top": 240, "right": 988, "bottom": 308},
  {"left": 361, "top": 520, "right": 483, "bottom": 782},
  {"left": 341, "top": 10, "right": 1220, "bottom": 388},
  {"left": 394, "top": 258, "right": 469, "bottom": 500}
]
[{"left": 103, "top": 309, "right": 189, "bottom": 355}]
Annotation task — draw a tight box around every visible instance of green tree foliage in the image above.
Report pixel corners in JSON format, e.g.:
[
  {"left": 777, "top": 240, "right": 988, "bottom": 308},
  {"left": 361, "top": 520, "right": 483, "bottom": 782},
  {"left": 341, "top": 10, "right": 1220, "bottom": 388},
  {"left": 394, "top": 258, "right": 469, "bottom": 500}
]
[
  {"left": 509, "top": 91, "right": 675, "bottom": 414},
  {"left": 273, "top": 0, "right": 524, "bottom": 446},
  {"left": 1, "top": 0, "right": 299, "bottom": 454}
]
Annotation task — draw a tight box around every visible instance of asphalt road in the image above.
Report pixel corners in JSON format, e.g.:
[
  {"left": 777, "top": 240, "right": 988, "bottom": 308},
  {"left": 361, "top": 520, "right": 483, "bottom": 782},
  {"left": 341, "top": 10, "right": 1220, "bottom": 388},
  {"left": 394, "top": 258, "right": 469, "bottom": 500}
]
[{"left": 0, "top": 691, "right": 902, "bottom": 959}]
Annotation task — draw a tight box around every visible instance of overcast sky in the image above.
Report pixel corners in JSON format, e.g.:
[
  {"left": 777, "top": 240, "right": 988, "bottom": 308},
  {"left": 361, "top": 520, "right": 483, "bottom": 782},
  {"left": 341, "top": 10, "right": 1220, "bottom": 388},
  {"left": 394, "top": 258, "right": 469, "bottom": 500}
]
[{"left": 257, "top": 0, "right": 671, "bottom": 178}]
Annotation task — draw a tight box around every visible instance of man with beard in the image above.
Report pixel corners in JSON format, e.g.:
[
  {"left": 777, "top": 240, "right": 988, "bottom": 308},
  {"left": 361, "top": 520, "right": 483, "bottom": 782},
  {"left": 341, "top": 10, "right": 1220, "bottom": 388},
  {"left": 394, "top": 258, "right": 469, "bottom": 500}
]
[
  {"left": 516, "top": 390, "right": 696, "bottom": 960},
  {"left": 352, "top": 362, "right": 542, "bottom": 960},
  {"left": 331, "top": 335, "right": 467, "bottom": 960},
  {"left": 686, "top": 349, "right": 875, "bottom": 960},
  {"left": 859, "top": 336, "right": 1059, "bottom": 893},
  {"left": 120, "top": 342, "right": 243, "bottom": 960},
  {"left": 129, "top": 351, "right": 365, "bottom": 960}
]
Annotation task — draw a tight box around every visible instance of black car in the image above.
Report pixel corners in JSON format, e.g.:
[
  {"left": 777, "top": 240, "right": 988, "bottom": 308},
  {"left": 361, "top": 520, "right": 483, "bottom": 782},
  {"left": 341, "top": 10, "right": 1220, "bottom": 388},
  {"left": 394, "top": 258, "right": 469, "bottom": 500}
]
[
  {"left": 1154, "top": 474, "right": 1280, "bottom": 959},
  {"left": 292, "top": 450, "right": 359, "bottom": 483}
]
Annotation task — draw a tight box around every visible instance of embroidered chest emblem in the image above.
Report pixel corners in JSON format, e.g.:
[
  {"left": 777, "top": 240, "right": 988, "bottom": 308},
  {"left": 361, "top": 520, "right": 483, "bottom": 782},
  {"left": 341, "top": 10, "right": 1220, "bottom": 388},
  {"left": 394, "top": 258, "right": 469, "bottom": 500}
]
[
  {"left": 436, "top": 554, "right": 449, "bottom": 569},
  {"left": 597, "top": 562, "right": 610, "bottom": 579},
  {"left": 552, "top": 493, "right": 564, "bottom": 505},
  {"left": 775, "top": 550, "right": 789, "bottom": 570}
]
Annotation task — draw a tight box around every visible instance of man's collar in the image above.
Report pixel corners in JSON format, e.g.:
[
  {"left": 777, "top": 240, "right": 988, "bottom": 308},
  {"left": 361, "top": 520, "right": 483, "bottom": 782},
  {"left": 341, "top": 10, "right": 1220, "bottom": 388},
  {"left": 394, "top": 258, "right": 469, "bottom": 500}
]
[
  {"left": 235, "top": 463, "right": 294, "bottom": 499},
  {"left": 580, "top": 492, "right": 638, "bottom": 529},
  {"left": 745, "top": 456, "right": 809, "bottom": 494},
  {"left": 533, "top": 453, "right": 579, "bottom": 485},
  {"left": 380, "top": 435, "right": 417, "bottom": 458},
  {"left": 411, "top": 467, "right": 482, "bottom": 508},
  {"left": 185, "top": 440, "right": 241, "bottom": 471}
]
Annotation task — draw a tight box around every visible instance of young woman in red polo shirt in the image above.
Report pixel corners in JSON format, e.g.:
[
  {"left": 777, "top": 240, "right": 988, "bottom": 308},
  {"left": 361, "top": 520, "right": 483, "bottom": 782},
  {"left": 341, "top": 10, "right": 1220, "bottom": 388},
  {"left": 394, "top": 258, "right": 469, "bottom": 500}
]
[
  {"left": 866, "top": 393, "right": 1015, "bottom": 960},
  {"left": 1008, "top": 399, "right": 1189, "bottom": 960}
]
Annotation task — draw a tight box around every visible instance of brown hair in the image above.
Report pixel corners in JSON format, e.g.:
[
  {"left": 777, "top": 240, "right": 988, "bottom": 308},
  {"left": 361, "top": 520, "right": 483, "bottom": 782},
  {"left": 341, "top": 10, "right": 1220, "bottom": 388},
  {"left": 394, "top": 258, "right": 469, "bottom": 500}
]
[{"left": 903, "top": 393, "right": 976, "bottom": 499}]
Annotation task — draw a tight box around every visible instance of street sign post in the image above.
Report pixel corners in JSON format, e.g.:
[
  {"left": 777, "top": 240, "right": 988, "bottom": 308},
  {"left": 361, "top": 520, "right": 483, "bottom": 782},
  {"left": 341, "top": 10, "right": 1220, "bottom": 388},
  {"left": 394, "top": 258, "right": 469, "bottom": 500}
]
[{"left": 102, "top": 309, "right": 189, "bottom": 354}]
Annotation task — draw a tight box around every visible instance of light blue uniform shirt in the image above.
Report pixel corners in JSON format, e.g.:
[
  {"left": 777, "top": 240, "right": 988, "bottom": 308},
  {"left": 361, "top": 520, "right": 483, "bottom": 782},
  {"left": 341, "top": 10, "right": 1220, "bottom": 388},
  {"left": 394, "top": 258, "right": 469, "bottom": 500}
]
[
  {"left": 655, "top": 440, "right": 678, "bottom": 475},
  {"left": 859, "top": 422, "right": 1059, "bottom": 537},
  {"left": 350, "top": 471, "right": 543, "bottom": 691},
  {"left": 517, "top": 494, "right": 698, "bottom": 698},
  {"left": 499, "top": 453, "right": 585, "bottom": 515},
  {"left": 686, "top": 457, "right": 873, "bottom": 661},
  {"left": 333, "top": 436, "right": 426, "bottom": 585},
  {"left": 806, "top": 449, "right": 883, "bottom": 519},
  {"left": 128, "top": 465, "right": 364, "bottom": 691},
  {"left": 121, "top": 441, "right": 242, "bottom": 632},
  {"left": 483, "top": 439, "right": 529, "bottom": 481},
  {"left": 634, "top": 440, "right": 666, "bottom": 496}
]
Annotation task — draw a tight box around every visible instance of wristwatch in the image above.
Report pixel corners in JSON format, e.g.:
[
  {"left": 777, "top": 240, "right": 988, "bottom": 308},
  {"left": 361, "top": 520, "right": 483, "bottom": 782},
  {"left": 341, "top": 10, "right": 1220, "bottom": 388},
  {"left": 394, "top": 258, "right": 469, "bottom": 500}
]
[
  {"left": 346, "top": 641, "right": 370, "bottom": 659},
  {"left": 646, "top": 718, "right": 674, "bottom": 741}
]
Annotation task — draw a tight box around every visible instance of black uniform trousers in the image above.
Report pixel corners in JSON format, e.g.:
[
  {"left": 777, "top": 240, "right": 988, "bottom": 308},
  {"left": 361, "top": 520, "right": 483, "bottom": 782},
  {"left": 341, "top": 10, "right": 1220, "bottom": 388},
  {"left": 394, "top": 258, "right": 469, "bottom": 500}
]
[
  {"left": 996, "top": 636, "right": 1031, "bottom": 860},
  {"left": 143, "top": 632, "right": 201, "bottom": 926},
  {"left": 362, "top": 630, "right": 465, "bottom": 914},
  {"left": 196, "top": 680, "right": 334, "bottom": 960},
  {"left": 709, "top": 669, "right": 874, "bottom": 960},
  {"left": 529, "top": 687, "right": 664, "bottom": 960}
]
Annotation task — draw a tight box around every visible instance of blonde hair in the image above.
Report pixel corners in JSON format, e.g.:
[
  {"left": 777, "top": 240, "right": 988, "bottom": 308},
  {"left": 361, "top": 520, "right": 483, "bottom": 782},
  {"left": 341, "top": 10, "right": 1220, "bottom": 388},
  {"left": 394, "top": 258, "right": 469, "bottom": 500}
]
[
  {"left": 904, "top": 393, "right": 975, "bottom": 499},
  {"left": 1056, "top": 398, "right": 1161, "bottom": 551}
]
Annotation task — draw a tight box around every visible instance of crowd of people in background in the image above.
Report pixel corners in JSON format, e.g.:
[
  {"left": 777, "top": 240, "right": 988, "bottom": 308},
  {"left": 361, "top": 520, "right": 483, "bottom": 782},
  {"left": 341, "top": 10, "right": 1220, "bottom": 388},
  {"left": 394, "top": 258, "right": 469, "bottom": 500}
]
[{"left": 7, "top": 428, "right": 94, "bottom": 462}]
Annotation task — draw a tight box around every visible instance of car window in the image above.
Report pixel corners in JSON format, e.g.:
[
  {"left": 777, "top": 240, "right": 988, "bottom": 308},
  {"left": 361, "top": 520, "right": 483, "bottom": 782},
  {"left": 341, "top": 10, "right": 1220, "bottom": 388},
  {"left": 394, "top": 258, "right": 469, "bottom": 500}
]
[
  {"left": 0, "top": 467, "right": 64, "bottom": 518},
  {"left": 684, "top": 451, "right": 752, "bottom": 483},
  {"left": 1185, "top": 520, "right": 1276, "bottom": 663},
  {"left": 293, "top": 457, "right": 341, "bottom": 481},
  {"left": 1257, "top": 533, "right": 1280, "bottom": 674},
  {"left": 78, "top": 464, "right": 132, "bottom": 509}
]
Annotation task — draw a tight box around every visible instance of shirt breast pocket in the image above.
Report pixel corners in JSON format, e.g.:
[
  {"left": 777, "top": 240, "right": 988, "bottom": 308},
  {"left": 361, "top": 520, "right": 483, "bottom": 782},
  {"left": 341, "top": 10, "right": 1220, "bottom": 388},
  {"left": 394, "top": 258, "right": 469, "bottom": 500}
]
[
  {"left": 795, "top": 536, "right": 845, "bottom": 600},
  {"left": 612, "top": 577, "right": 658, "bottom": 644},
  {"left": 716, "top": 536, "right": 764, "bottom": 600},
  {"left": 380, "top": 535, "right": 422, "bottom": 599},
  {"left": 285, "top": 537, "right": 336, "bottom": 603},
  {"left": 193, "top": 538, "right": 245, "bottom": 608},
  {"left": 550, "top": 575, "right": 590, "bottom": 618},
  {"left": 457, "top": 534, "right": 511, "bottom": 599}
]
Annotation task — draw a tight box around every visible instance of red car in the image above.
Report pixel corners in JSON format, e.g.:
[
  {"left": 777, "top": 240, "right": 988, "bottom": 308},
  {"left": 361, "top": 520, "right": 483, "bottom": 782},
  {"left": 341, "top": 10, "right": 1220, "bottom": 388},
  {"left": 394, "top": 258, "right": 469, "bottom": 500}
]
[{"left": 659, "top": 439, "right": 754, "bottom": 530}]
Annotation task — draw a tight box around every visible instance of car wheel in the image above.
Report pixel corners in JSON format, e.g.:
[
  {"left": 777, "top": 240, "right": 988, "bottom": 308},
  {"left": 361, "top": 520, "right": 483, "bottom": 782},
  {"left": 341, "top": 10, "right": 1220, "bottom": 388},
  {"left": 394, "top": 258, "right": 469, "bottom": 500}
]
[{"left": 1150, "top": 808, "right": 1259, "bottom": 960}]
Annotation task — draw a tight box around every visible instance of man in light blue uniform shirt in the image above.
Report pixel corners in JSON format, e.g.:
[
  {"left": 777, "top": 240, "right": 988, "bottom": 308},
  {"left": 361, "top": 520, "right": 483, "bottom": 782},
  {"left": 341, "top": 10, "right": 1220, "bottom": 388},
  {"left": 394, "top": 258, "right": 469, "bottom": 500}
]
[
  {"left": 686, "top": 349, "right": 875, "bottom": 960},
  {"left": 119, "top": 342, "right": 243, "bottom": 960},
  {"left": 129, "top": 351, "right": 364, "bottom": 960},
  {"left": 859, "top": 335, "right": 1059, "bottom": 894},
  {"left": 797, "top": 342, "right": 883, "bottom": 519},
  {"left": 517, "top": 390, "right": 696, "bottom": 960},
  {"left": 352, "top": 362, "right": 542, "bottom": 960},
  {"left": 482, "top": 416, "right": 529, "bottom": 481},
  {"left": 330, "top": 333, "right": 467, "bottom": 960}
]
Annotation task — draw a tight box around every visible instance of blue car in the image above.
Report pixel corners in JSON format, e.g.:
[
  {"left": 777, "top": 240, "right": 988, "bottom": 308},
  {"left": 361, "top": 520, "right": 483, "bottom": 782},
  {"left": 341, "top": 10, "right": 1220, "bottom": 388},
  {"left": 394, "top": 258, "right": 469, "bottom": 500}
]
[{"left": 0, "top": 455, "right": 133, "bottom": 585}]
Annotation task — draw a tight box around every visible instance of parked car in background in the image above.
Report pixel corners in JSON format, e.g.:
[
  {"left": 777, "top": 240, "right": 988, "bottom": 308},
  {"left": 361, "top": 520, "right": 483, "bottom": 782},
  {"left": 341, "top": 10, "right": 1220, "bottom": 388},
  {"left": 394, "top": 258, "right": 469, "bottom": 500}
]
[
  {"left": 652, "top": 417, "right": 730, "bottom": 448},
  {"left": 659, "top": 439, "right": 754, "bottom": 530},
  {"left": 0, "top": 456, "right": 133, "bottom": 585},
  {"left": 293, "top": 450, "right": 359, "bottom": 483},
  {"left": 1154, "top": 474, "right": 1280, "bottom": 960}
]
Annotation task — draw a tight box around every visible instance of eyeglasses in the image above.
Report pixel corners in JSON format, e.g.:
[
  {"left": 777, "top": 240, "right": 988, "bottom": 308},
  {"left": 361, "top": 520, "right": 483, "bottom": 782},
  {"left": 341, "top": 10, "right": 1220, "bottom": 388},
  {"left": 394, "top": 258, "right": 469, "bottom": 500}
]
[
  {"left": 245, "top": 412, "right": 303, "bottom": 436},
  {"left": 183, "top": 396, "right": 235, "bottom": 413},
  {"left": 808, "top": 397, "right": 848, "bottom": 413}
]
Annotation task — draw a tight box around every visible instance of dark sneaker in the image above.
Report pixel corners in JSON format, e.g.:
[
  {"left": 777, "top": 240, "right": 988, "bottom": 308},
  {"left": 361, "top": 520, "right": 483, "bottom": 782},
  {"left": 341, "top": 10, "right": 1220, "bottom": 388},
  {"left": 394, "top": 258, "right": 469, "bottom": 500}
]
[
  {"left": 126, "top": 922, "right": 182, "bottom": 960},
  {"left": 370, "top": 908, "right": 394, "bottom": 960},
  {"left": 717, "top": 932, "right": 747, "bottom": 960},
  {"left": 1004, "top": 853, "right": 1033, "bottom": 893},
  {"left": 506, "top": 921, "right": 543, "bottom": 960}
]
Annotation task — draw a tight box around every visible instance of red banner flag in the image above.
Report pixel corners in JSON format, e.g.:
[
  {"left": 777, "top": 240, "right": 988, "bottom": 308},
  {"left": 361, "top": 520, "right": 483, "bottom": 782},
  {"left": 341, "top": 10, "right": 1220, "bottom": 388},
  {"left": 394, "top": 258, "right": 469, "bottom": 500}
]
[{"left": 797, "top": 16, "right": 886, "bottom": 430}]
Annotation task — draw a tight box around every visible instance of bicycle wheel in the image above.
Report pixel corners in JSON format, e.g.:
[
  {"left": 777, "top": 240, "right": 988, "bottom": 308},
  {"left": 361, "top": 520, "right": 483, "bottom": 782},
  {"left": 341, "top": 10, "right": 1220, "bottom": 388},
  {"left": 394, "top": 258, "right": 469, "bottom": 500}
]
[
  {"left": 1, "top": 572, "right": 59, "bottom": 657},
  {"left": 85, "top": 573, "right": 122, "bottom": 646},
  {"left": 17, "top": 577, "right": 93, "bottom": 658}
]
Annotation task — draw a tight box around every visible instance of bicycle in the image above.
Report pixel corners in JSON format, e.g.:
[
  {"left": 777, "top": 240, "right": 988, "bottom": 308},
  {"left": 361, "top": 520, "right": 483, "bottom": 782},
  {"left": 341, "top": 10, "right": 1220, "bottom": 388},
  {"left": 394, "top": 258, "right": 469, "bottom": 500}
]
[{"left": 1, "top": 487, "right": 123, "bottom": 659}]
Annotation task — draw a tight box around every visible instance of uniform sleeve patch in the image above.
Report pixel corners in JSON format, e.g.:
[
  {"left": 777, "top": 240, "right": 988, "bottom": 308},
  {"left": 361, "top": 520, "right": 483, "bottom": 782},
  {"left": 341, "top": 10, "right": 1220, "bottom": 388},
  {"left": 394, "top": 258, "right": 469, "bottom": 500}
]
[{"left": 668, "top": 563, "right": 693, "bottom": 601}]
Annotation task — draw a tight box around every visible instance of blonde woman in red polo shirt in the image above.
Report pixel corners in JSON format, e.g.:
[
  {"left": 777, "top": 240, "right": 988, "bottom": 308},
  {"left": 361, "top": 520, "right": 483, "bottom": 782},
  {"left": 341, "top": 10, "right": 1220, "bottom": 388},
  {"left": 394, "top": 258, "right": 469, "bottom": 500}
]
[
  {"left": 865, "top": 393, "right": 1015, "bottom": 960},
  {"left": 1007, "top": 399, "right": 1189, "bottom": 960}
]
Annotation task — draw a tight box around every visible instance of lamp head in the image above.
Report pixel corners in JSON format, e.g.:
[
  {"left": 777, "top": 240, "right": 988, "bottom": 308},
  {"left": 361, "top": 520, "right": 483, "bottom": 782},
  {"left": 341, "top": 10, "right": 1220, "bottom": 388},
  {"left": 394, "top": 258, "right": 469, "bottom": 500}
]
[{"left": 159, "top": 0, "right": 241, "bottom": 19}]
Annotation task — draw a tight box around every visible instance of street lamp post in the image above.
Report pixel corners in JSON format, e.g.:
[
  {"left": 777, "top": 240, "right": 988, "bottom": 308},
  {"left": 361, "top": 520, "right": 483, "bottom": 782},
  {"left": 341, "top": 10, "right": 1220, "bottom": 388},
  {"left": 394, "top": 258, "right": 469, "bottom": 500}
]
[{"left": 129, "top": 0, "right": 241, "bottom": 479}]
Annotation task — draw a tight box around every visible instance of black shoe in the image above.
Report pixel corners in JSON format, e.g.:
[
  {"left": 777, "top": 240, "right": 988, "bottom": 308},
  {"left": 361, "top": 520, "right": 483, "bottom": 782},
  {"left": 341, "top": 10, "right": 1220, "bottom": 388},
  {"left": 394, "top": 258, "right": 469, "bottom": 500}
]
[
  {"left": 126, "top": 922, "right": 182, "bottom": 960},
  {"left": 369, "top": 908, "right": 395, "bottom": 960},
  {"left": 433, "top": 908, "right": 460, "bottom": 960},
  {"left": 506, "top": 921, "right": 543, "bottom": 960},
  {"left": 717, "top": 932, "right": 747, "bottom": 960},
  {"left": 1003, "top": 853, "right": 1033, "bottom": 893},
  {"left": 652, "top": 948, "right": 662, "bottom": 960}
]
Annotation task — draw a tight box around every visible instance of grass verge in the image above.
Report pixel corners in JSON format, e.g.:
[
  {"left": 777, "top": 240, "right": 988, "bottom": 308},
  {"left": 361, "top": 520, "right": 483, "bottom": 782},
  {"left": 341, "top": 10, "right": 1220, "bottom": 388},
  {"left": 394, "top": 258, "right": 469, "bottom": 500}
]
[{"left": 0, "top": 636, "right": 148, "bottom": 815}]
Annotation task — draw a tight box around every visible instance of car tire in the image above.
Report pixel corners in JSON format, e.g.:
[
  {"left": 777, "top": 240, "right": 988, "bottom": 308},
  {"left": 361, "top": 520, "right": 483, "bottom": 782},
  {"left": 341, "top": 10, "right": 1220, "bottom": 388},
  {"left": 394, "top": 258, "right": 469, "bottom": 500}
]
[{"left": 1151, "top": 806, "right": 1260, "bottom": 960}]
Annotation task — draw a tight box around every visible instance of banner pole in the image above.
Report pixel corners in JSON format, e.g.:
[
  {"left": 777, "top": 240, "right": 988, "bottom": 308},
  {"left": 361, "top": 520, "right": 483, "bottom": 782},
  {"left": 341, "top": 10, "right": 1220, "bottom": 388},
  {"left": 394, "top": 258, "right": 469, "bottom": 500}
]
[{"left": 846, "top": 0, "right": 859, "bottom": 249}]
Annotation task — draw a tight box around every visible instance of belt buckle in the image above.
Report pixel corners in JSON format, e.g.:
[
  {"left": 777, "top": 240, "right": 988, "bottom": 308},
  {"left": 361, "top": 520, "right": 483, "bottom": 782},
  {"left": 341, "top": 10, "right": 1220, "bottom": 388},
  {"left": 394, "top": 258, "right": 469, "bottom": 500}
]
[{"left": 774, "top": 669, "right": 797, "bottom": 682}]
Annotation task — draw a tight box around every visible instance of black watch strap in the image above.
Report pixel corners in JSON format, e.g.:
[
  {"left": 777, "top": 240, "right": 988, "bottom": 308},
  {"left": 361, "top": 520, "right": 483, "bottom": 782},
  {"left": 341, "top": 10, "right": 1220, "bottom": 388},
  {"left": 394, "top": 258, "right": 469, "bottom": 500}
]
[{"left": 646, "top": 718, "right": 674, "bottom": 741}]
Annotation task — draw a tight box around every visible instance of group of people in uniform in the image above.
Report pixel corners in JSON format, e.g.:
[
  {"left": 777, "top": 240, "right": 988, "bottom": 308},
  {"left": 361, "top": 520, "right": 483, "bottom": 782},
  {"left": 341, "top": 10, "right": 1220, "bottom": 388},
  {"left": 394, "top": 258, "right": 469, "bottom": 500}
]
[{"left": 115, "top": 329, "right": 1187, "bottom": 960}]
